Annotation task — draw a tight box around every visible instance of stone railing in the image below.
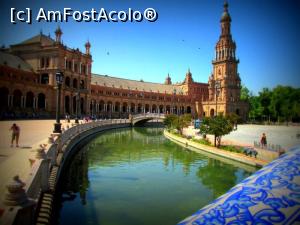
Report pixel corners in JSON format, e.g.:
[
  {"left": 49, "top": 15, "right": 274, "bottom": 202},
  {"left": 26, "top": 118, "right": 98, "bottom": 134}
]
[
  {"left": 131, "top": 113, "right": 165, "bottom": 120},
  {"left": 253, "top": 140, "right": 285, "bottom": 153},
  {"left": 131, "top": 113, "right": 165, "bottom": 125},
  {"left": 178, "top": 145, "right": 300, "bottom": 225},
  {"left": 0, "top": 119, "right": 130, "bottom": 225}
]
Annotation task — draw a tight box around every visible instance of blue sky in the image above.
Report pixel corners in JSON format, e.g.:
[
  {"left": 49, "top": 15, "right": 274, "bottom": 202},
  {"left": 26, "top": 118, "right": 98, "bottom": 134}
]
[{"left": 0, "top": 0, "right": 299, "bottom": 94}]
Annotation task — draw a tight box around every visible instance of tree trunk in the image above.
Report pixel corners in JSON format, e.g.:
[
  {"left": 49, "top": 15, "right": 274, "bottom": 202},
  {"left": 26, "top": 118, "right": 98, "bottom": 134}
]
[
  {"left": 214, "top": 135, "right": 216, "bottom": 147},
  {"left": 217, "top": 137, "right": 222, "bottom": 147}
]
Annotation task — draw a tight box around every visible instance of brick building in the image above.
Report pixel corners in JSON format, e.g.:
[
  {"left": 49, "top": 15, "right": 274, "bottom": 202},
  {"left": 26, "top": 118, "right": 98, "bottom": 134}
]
[{"left": 0, "top": 2, "right": 248, "bottom": 120}]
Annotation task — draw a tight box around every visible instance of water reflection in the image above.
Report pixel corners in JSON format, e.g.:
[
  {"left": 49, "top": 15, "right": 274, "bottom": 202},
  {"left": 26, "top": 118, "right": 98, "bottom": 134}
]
[
  {"left": 62, "top": 150, "right": 89, "bottom": 205},
  {"left": 55, "top": 127, "right": 254, "bottom": 225}
]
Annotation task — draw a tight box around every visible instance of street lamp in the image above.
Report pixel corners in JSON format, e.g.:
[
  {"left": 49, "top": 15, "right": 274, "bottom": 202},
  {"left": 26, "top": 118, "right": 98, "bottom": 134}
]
[
  {"left": 173, "top": 88, "right": 176, "bottom": 115},
  {"left": 75, "top": 91, "right": 80, "bottom": 124},
  {"left": 53, "top": 72, "right": 64, "bottom": 133},
  {"left": 215, "top": 80, "right": 221, "bottom": 116}
]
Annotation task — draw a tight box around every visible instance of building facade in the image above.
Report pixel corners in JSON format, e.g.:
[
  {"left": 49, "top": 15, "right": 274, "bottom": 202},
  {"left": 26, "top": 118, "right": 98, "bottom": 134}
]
[{"left": 0, "top": 2, "right": 248, "bottom": 120}]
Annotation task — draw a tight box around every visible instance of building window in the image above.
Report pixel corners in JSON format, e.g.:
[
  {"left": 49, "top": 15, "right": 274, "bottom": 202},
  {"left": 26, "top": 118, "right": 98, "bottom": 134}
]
[
  {"left": 41, "top": 73, "right": 49, "bottom": 84},
  {"left": 73, "top": 78, "right": 78, "bottom": 88},
  {"left": 74, "top": 63, "right": 78, "bottom": 73},
  {"left": 46, "top": 58, "right": 50, "bottom": 68},
  {"left": 41, "top": 58, "right": 45, "bottom": 68},
  {"left": 65, "top": 77, "right": 70, "bottom": 87},
  {"left": 80, "top": 80, "right": 85, "bottom": 89}
]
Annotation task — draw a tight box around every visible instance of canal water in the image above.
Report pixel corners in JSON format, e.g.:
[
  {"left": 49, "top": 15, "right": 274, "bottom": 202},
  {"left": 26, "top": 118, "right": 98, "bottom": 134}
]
[{"left": 55, "top": 127, "right": 254, "bottom": 225}]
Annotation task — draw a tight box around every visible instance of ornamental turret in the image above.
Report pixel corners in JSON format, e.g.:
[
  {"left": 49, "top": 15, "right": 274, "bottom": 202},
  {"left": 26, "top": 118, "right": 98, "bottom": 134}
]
[
  {"left": 55, "top": 26, "right": 62, "bottom": 43},
  {"left": 184, "top": 68, "right": 193, "bottom": 84},
  {"left": 85, "top": 40, "right": 91, "bottom": 55},
  {"left": 164, "top": 73, "right": 172, "bottom": 85}
]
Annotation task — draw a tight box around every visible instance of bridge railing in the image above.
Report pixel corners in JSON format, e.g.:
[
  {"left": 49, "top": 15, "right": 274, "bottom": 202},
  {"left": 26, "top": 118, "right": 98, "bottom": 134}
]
[{"left": 132, "top": 113, "right": 165, "bottom": 120}]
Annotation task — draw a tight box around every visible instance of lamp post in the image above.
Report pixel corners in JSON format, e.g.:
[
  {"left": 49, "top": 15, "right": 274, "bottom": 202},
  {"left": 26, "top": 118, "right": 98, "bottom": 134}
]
[
  {"left": 215, "top": 80, "right": 221, "bottom": 116},
  {"left": 173, "top": 88, "right": 176, "bottom": 115},
  {"left": 53, "top": 72, "right": 64, "bottom": 133},
  {"left": 75, "top": 91, "right": 80, "bottom": 124}
]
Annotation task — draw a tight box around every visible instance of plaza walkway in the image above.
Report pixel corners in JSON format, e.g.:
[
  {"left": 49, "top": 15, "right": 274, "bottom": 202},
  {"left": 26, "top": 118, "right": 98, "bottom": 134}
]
[
  {"left": 0, "top": 120, "right": 73, "bottom": 204},
  {"left": 184, "top": 124, "right": 300, "bottom": 150}
]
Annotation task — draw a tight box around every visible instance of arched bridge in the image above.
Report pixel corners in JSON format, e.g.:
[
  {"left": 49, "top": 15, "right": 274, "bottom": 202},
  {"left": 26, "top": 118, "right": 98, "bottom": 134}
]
[{"left": 131, "top": 113, "right": 165, "bottom": 126}]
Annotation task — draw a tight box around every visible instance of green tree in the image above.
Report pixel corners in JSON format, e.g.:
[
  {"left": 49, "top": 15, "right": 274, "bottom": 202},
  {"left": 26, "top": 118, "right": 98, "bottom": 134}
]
[
  {"left": 226, "top": 113, "right": 240, "bottom": 128},
  {"left": 259, "top": 88, "right": 272, "bottom": 121},
  {"left": 199, "top": 115, "right": 234, "bottom": 147},
  {"left": 177, "top": 114, "right": 192, "bottom": 135},
  {"left": 240, "top": 85, "right": 251, "bottom": 101},
  {"left": 163, "top": 114, "right": 178, "bottom": 130},
  {"left": 241, "top": 85, "right": 300, "bottom": 123},
  {"left": 248, "top": 95, "right": 263, "bottom": 121},
  {"left": 163, "top": 114, "right": 192, "bottom": 135}
]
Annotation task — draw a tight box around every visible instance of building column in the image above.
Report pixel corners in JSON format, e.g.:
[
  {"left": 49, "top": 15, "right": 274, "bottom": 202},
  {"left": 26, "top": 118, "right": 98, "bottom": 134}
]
[
  {"left": 33, "top": 97, "right": 36, "bottom": 109},
  {"left": 24, "top": 95, "right": 27, "bottom": 108},
  {"left": 7, "top": 95, "right": 10, "bottom": 107},
  {"left": 9, "top": 95, "right": 13, "bottom": 107},
  {"left": 20, "top": 96, "right": 23, "bottom": 108},
  {"left": 110, "top": 103, "right": 113, "bottom": 112},
  {"left": 64, "top": 57, "right": 67, "bottom": 69},
  {"left": 72, "top": 59, "right": 75, "bottom": 72},
  {"left": 49, "top": 73, "right": 54, "bottom": 86}
]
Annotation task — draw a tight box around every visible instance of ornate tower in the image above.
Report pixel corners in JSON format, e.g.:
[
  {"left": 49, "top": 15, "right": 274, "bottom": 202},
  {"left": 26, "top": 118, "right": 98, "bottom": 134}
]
[
  {"left": 164, "top": 73, "right": 172, "bottom": 85},
  {"left": 209, "top": 1, "right": 241, "bottom": 106},
  {"left": 184, "top": 68, "right": 194, "bottom": 84},
  {"left": 201, "top": 1, "right": 248, "bottom": 119},
  {"left": 85, "top": 40, "right": 91, "bottom": 55},
  {"left": 55, "top": 26, "right": 62, "bottom": 43}
]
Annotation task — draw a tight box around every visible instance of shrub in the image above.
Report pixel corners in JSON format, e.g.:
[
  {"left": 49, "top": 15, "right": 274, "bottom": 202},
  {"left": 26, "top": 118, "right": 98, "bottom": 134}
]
[{"left": 220, "top": 145, "right": 243, "bottom": 153}]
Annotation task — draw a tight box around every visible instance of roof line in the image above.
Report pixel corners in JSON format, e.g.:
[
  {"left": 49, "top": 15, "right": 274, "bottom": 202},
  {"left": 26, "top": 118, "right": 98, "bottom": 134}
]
[{"left": 92, "top": 73, "right": 183, "bottom": 86}]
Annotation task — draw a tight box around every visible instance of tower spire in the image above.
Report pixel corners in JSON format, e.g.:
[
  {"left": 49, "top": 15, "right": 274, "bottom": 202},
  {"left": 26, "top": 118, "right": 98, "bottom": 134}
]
[
  {"left": 164, "top": 73, "right": 172, "bottom": 85},
  {"left": 214, "top": 1, "right": 236, "bottom": 62},
  {"left": 55, "top": 25, "right": 62, "bottom": 43},
  {"left": 220, "top": 1, "right": 231, "bottom": 36}
]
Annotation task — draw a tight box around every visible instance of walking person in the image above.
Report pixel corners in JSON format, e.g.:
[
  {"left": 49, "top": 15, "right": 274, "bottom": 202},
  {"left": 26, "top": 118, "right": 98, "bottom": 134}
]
[
  {"left": 10, "top": 123, "right": 20, "bottom": 147},
  {"left": 260, "top": 133, "right": 267, "bottom": 148}
]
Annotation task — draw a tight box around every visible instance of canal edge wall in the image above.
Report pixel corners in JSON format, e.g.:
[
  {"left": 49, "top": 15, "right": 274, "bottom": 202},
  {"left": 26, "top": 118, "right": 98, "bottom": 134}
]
[
  {"left": 0, "top": 120, "right": 131, "bottom": 225},
  {"left": 164, "top": 129, "right": 268, "bottom": 168}
]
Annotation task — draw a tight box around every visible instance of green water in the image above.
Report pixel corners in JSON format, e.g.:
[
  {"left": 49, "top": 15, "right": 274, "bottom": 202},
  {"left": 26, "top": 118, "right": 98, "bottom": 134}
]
[{"left": 55, "top": 127, "right": 254, "bottom": 225}]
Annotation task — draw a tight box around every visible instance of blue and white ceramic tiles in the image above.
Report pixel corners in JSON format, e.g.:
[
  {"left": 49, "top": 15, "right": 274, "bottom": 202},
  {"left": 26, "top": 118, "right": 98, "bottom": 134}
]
[{"left": 178, "top": 146, "right": 300, "bottom": 225}]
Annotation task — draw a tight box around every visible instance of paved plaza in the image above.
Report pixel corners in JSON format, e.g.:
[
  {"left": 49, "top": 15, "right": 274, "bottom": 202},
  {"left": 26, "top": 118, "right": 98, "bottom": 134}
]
[
  {"left": 224, "top": 124, "right": 300, "bottom": 150},
  {"left": 0, "top": 120, "right": 73, "bottom": 204}
]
